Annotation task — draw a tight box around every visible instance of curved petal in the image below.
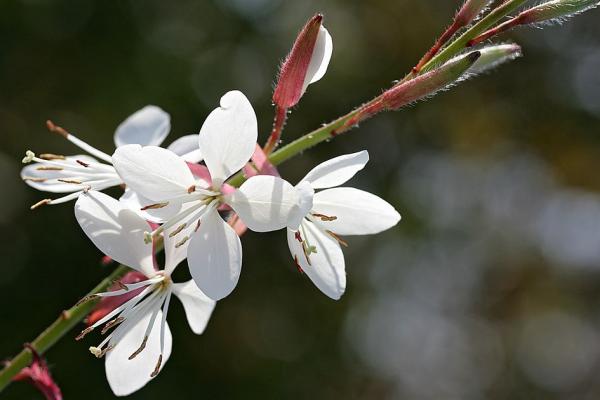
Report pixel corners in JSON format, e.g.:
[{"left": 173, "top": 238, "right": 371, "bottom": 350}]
[
  {"left": 114, "top": 106, "right": 171, "bottom": 148},
  {"left": 112, "top": 144, "right": 195, "bottom": 202},
  {"left": 227, "top": 175, "right": 300, "bottom": 232},
  {"left": 187, "top": 209, "right": 242, "bottom": 301},
  {"left": 75, "top": 191, "right": 155, "bottom": 277},
  {"left": 21, "top": 155, "right": 103, "bottom": 193},
  {"left": 300, "top": 151, "right": 369, "bottom": 189},
  {"left": 172, "top": 280, "right": 216, "bottom": 334},
  {"left": 119, "top": 189, "right": 183, "bottom": 224},
  {"left": 105, "top": 309, "right": 172, "bottom": 396},
  {"left": 301, "top": 25, "right": 333, "bottom": 94},
  {"left": 288, "top": 181, "right": 314, "bottom": 230},
  {"left": 199, "top": 91, "right": 257, "bottom": 187},
  {"left": 167, "top": 134, "right": 203, "bottom": 163},
  {"left": 287, "top": 221, "right": 346, "bottom": 300},
  {"left": 311, "top": 187, "right": 401, "bottom": 236}
]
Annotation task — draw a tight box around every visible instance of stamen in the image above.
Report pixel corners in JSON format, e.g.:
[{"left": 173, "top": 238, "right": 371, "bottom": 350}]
[
  {"left": 46, "top": 120, "right": 68, "bottom": 138},
  {"left": 326, "top": 230, "right": 348, "bottom": 247},
  {"left": 46, "top": 119, "right": 113, "bottom": 164},
  {"left": 30, "top": 199, "right": 52, "bottom": 210},
  {"left": 195, "top": 220, "right": 201, "bottom": 232},
  {"left": 175, "top": 236, "right": 189, "bottom": 248},
  {"left": 75, "top": 294, "right": 100, "bottom": 306},
  {"left": 187, "top": 185, "right": 196, "bottom": 194},
  {"left": 294, "top": 255, "right": 304, "bottom": 273},
  {"left": 294, "top": 231, "right": 303, "bottom": 242},
  {"left": 169, "top": 223, "right": 187, "bottom": 237},
  {"left": 89, "top": 346, "right": 102, "bottom": 357},
  {"left": 57, "top": 179, "right": 83, "bottom": 185},
  {"left": 36, "top": 166, "right": 63, "bottom": 171},
  {"left": 141, "top": 202, "right": 169, "bottom": 210},
  {"left": 144, "top": 232, "right": 153, "bottom": 244},
  {"left": 39, "top": 153, "right": 66, "bottom": 160},
  {"left": 101, "top": 316, "right": 125, "bottom": 335},
  {"left": 22, "top": 177, "right": 47, "bottom": 183},
  {"left": 128, "top": 336, "right": 148, "bottom": 360},
  {"left": 311, "top": 213, "right": 338, "bottom": 222},
  {"left": 76, "top": 327, "right": 94, "bottom": 341},
  {"left": 22, "top": 150, "right": 35, "bottom": 163},
  {"left": 150, "top": 354, "right": 162, "bottom": 378},
  {"left": 76, "top": 159, "right": 90, "bottom": 167}
]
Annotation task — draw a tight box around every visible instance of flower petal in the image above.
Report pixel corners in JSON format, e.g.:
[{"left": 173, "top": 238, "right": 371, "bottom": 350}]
[
  {"left": 167, "top": 134, "right": 203, "bottom": 163},
  {"left": 172, "top": 280, "right": 216, "bottom": 334},
  {"left": 75, "top": 190, "right": 155, "bottom": 277},
  {"left": 119, "top": 189, "right": 183, "bottom": 224},
  {"left": 227, "top": 175, "right": 300, "bottom": 232},
  {"left": 300, "top": 151, "right": 369, "bottom": 189},
  {"left": 199, "top": 91, "right": 257, "bottom": 187},
  {"left": 112, "top": 144, "right": 195, "bottom": 202},
  {"left": 163, "top": 208, "right": 201, "bottom": 274},
  {"left": 105, "top": 309, "right": 172, "bottom": 396},
  {"left": 114, "top": 106, "right": 170, "bottom": 148},
  {"left": 187, "top": 209, "right": 242, "bottom": 300},
  {"left": 287, "top": 221, "right": 346, "bottom": 300},
  {"left": 301, "top": 25, "right": 333, "bottom": 94},
  {"left": 311, "top": 187, "right": 401, "bottom": 235}
]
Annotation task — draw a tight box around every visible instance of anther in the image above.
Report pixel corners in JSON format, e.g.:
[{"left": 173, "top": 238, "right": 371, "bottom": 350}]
[
  {"left": 150, "top": 354, "right": 163, "bottom": 378},
  {"left": 169, "top": 223, "right": 187, "bottom": 237},
  {"left": 76, "top": 327, "right": 94, "bottom": 341},
  {"left": 141, "top": 202, "right": 169, "bottom": 210},
  {"left": 75, "top": 294, "right": 100, "bottom": 307},
  {"left": 22, "top": 177, "right": 47, "bottom": 183},
  {"left": 294, "top": 255, "right": 304, "bottom": 273},
  {"left": 113, "top": 280, "right": 128, "bottom": 291},
  {"left": 89, "top": 346, "right": 102, "bottom": 357},
  {"left": 128, "top": 336, "right": 148, "bottom": 360},
  {"left": 46, "top": 120, "right": 69, "bottom": 138},
  {"left": 57, "top": 179, "right": 82, "bottom": 185},
  {"left": 311, "top": 213, "right": 337, "bottom": 221},
  {"left": 39, "top": 153, "right": 66, "bottom": 160},
  {"left": 175, "top": 236, "right": 189, "bottom": 248},
  {"left": 36, "top": 166, "right": 63, "bottom": 171},
  {"left": 294, "top": 231, "right": 303, "bottom": 242},
  {"left": 22, "top": 150, "right": 35, "bottom": 163},
  {"left": 326, "top": 230, "right": 348, "bottom": 247},
  {"left": 143, "top": 232, "right": 153, "bottom": 244},
  {"left": 187, "top": 185, "right": 196, "bottom": 194},
  {"left": 76, "top": 159, "right": 90, "bottom": 167},
  {"left": 101, "top": 317, "right": 124, "bottom": 335},
  {"left": 194, "top": 220, "right": 201, "bottom": 232},
  {"left": 30, "top": 198, "right": 52, "bottom": 210}
]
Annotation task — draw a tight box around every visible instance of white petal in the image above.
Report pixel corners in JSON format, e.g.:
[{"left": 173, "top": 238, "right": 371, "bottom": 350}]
[
  {"left": 162, "top": 207, "right": 201, "bottom": 274},
  {"left": 227, "top": 175, "right": 300, "bottom": 232},
  {"left": 301, "top": 26, "right": 333, "bottom": 94},
  {"left": 300, "top": 151, "right": 369, "bottom": 189},
  {"left": 172, "top": 280, "right": 216, "bottom": 334},
  {"left": 75, "top": 191, "right": 155, "bottom": 277},
  {"left": 21, "top": 155, "right": 103, "bottom": 193},
  {"left": 114, "top": 106, "right": 171, "bottom": 148},
  {"left": 287, "top": 221, "right": 346, "bottom": 300},
  {"left": 105, "top": 309, "right": 172, "bottom": 396},
  {"left": 199, "top": 91, "right": 257, "bottom": 187},
  {"left": 288, "top": 181, "right": 314, "bottom": 230},
  {"left": 112, "top": 144, "right": 195, "bottom": 202},
  {"left": 187, "top": 209, "right": 242, "bottom": 300},
  {"left": 119, "top": 189, "right": 183, "bottom": 223},
  {"left": 167, "top": 134, "right": 203, "bottom": 163},
  {"left": 311, "top": 187, "right": 401, "bottom": 235}
]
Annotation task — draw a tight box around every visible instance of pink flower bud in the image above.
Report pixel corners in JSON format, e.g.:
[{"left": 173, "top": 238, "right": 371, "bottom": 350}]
[
  {"left": 273, "top": 14, "right": 333, "bottom": 109},
  {"left": 12, "top": 345, "right": 62, "bottom": 400}
]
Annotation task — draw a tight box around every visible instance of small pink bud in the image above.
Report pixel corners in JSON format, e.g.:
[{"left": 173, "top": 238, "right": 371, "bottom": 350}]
[
  {"left": 12, "top": 344, "right": 63, "bottom": 400},
  {"left": 273, "top": 14, "right": 333, "bottom": 109}
]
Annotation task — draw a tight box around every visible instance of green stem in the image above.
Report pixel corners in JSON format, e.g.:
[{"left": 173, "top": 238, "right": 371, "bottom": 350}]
[
  {"left": 0, "top": 264, "right": 129, "bottom": 392},
  {"left": 419, "top": 0, "right": 530, "bottom": 73}
]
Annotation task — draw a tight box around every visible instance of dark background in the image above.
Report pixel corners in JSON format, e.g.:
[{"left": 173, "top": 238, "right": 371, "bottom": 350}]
[{"left": 2, "top": 1, "right": 600, "bottom": 399}]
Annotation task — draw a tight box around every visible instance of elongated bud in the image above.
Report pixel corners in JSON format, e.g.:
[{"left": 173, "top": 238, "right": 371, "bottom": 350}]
[
  {"left": 455, "top": 0, "right": 494, "bottom": 25},
  {"left": 453, "top": 43, "right": 522, "bottom": 75},
  {"left": 383, "top": 51, "right": 481, "bottom": 110},
  {"left": 469, "top": 0, "right": 599, "bottom": 45},
  {"left": 273, "top": 14, "right": 333, "bottom": 108}
]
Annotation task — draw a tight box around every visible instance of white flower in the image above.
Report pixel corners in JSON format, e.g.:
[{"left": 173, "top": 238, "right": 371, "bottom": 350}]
[
  {"left": 112, "top": 91, "right": 303, "bottom": 301},
  {"left": 20, "top": 106, "right": 202, "bottom": 209},
  {"left": 287, "top": 151, "right": 401, "bottom": 300},
  {"left": 74, "top": 190, "right": 215, "bottom": 397}
]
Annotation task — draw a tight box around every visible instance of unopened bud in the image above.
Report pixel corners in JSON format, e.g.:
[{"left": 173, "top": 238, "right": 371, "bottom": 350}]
[
  {"left": 455, "top": 43, "right": 522, "bottom": 75},
  {"left": 455, "top": 0, "right": 494, "bottom": 25},
  {"left": 273, "top": 14, "right": 333, "bottom": 109},
  {"left": 520, "top": 0, "right": 599, "bottom": 24}
]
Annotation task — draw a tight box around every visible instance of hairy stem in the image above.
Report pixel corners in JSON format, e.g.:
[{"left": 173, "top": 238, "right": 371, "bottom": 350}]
[{"left": 0, "top": 265, "right": 129, "bottom": 392}]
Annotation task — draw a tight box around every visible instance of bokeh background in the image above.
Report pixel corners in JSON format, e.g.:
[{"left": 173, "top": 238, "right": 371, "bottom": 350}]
[{"left": 2, "top": 0, "right": 600, "bottom": 399}]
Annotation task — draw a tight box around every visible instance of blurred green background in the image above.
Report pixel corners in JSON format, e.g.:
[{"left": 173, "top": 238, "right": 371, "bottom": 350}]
[{"left": 2, "top": 0, "right": 600, "bottom": 399}]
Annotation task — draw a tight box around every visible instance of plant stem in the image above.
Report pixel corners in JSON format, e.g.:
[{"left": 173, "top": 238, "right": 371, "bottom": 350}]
[{"left": 0, "top": 265, "right": 129, "bottom": 392}]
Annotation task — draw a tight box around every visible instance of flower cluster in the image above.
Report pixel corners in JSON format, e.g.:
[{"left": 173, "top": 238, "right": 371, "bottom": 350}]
[{"left": 19, "top": 19, "right": 400, "bottom": 396}]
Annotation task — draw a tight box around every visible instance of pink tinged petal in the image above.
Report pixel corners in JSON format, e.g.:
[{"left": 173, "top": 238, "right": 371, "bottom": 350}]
[
  {"left": 311, "top": 187, "right": 401, "bottom": 236},
  {"left": 172, "top": 280, "right": 216, "bottom": 334},
  {"left": 74, "top": 191, "right": 155, "bottom": 277},
  {"left": 199, "top": 90, "right": 257, "bottom": 187},
  {"left": 287, "top": 221, "right": 346, "bottom": 300},
  {"left": 113, "top": 106, "right": 170, "bottom": 148},
  {"left": 301, "top": 25, "right": 333, "bottom": 94},
  {"left": 227, "top": 175, "right": 300, "bottom": 232},
  {"left": 112, "top": 144, "right": 195, "bottom": 202},
  {"left": 243, "top": 144, "right": 280, "bottom": 178},
  {"left": 21, "top": 155, "right": 102, "bottom": 193},
  {"left": 187, "top": 209, "right": 242, "bottom": 301},
  {"left": 300, "top": 150, "right": 369, "bottom": 189},
  {"left": 167, "top": 134, "right": 203, "bottom": 163},
  {"left": 185, "top": 162, "right": 212, "bottom": 188},
  {"left": 105, "top": 309, "right": 172, "bottom": 397}
]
